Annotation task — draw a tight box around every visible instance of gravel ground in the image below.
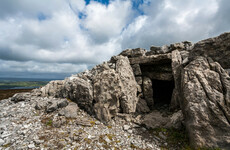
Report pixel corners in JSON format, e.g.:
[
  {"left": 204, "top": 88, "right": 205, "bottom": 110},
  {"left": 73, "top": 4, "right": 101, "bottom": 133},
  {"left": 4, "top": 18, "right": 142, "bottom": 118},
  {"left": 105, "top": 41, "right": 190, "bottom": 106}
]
[{"left": 0, "top": 93, "right": 165, "bottom": 150}]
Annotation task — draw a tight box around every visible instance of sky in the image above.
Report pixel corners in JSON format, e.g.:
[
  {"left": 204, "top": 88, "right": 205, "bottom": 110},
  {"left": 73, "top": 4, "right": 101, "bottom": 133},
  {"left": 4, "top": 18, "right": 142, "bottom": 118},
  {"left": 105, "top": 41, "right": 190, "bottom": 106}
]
[{"left": 0, "top": 0, "right": 229, "bottom": 79}]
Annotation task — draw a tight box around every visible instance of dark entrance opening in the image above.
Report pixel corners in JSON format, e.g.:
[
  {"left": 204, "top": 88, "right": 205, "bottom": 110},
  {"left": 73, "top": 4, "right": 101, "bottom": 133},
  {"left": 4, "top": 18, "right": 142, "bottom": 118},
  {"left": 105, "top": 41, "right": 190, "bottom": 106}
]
[{"left": 152, "top": 79, "right": 174, "bottom": 107}]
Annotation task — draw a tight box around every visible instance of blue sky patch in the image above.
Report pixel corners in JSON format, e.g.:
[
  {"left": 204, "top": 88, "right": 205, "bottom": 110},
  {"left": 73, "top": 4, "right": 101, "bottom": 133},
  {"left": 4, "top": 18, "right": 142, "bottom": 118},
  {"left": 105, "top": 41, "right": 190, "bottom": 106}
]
[
  {"left": 78, "top": 12, "right": 87, "bottom": 19},
  {"left": 37, "top": 12, "right": 46, "bottom": 21},
  {"left": 85, "top": 0, "right": 109, "bottom": 5},
  {"left": 85, "top": 0, "right": 146, "bottom": 15}
]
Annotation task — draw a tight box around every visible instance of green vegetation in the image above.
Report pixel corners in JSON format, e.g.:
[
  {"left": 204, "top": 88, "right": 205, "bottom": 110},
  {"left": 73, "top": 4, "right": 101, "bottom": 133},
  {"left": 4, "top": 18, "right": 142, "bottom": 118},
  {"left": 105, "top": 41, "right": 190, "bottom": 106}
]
[
  {"left": 149, "top": 127, "right": 221, "bottom": 150},
  {"left": 46, "top": 119, "right": 53, "bottom": 126}
]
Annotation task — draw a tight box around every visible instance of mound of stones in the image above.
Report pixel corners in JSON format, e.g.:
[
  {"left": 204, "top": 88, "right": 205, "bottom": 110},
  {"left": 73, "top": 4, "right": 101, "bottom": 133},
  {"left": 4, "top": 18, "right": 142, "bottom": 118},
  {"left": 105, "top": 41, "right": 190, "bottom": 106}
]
[{"left": 10, "top": 32, "right": 230, "bottom": 149}]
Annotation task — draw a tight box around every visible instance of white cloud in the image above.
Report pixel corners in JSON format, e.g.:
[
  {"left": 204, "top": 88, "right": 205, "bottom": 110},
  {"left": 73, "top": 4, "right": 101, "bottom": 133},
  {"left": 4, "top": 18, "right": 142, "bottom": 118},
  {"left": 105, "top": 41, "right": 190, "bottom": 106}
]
[
  {"left": 0, "top": 0, "right": 229, "bottom": 78},
  {"left": 82, "top": 0, "right": 133, "bottom": 43},
  {"left": 0, "top": 60, "right": 88, "bottom": 74},
  {"left": 120, "top": 0, "right": 221, "bottom": 49}
]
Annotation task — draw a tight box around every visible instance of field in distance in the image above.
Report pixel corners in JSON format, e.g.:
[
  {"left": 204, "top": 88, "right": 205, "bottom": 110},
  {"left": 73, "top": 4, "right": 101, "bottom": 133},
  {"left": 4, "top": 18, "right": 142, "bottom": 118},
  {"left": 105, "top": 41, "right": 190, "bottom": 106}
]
[
  {"left": 0, "top": 77, "right": 53, "bottom": 100},
  {"left": 0, "top": 78, "right": 51, "bottom": 90}
]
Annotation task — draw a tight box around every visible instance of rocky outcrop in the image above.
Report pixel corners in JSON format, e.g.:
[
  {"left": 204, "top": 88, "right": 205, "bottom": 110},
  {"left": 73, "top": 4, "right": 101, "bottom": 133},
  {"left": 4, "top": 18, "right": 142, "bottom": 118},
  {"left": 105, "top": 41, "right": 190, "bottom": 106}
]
[
  {"left": 62, "top": 77, "right": 93, "bottom": 113},
  {"left": 40, "top": 80, "right": 64, "bottom": 97},
  {"left": 143, "top": 77, "right": 154, "bottom": 109},
  {"left": 136, "top": 98, "right": 150, "bottom": 113},
  {"left": 116, "top": 56, "right": 138, "bottom": 113},
  {"left": 11, "top": 92, "right": 31, "bottom": 103},
  {"left": 31, "top": 32, "right": 230, "bottom": 149},
  {"left": 37, "top": 56, "right": 138, "bottom": 123},
  {"left": 189, "top": 32, "right": 230, "bottom": 69},
  {"left": 181, "top": 56, "right": 230, "bottom": 149},
  {"left": 119, "top": 48, "right": 146, "bottom": 58},
  {"left": 142, "top": 110, "right": 183, "bottom": 129},
  {"left": 93, "top": 69, "right": 123, "bottom": 122},
  {"left": 59, "top": 102, "right": 79, "bottom": 118}
]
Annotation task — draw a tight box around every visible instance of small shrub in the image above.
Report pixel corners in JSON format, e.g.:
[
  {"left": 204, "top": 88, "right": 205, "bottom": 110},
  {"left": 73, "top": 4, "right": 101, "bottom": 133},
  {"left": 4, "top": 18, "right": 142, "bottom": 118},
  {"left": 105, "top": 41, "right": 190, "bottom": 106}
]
[{"left": 46, "top": 119, "right": 53, "bottom": 126}]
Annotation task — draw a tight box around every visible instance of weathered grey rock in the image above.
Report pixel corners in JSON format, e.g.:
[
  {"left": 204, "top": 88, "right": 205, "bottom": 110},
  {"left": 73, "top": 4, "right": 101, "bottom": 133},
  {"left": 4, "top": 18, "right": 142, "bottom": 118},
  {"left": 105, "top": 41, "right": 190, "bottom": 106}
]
[
  {"left": 142, "top": 110, "right": 183, "bottom": 129},
  {"left": 75, "top": 118, "right": 92, "bottom": 127},
  {"left": 119, "top": 48, "right": 146, "bottom": 58},
  {"left": 131, "top": 64, "right": 142, "bottom": 75},
  {"left": 137, "top": 84, "right": 142, "bottom": 94},
  {"left": 53, "top": 116, "right": 66, "bottom": 128},
  {"left": 147, "top": 45, "right": 171, "bottom": 55},
  {"left": 170, "top": 50, "right": 182, "bottom": 110},
  {"left": 116, "top": 113, "right": 132, "bottom": 122},
  {"left": 35, "top": 100, "right": 48, "bottom": 110},
  {"left": 189, "top": 32, "right": 230, "bottom": 69},
  {"left": 116, "top": 56, "right": 138, "bottom": 113},
  {"left": 93, "top": 103, "right": 111, "bottom": 123},
  {"left": 181, "top": 56, "right": 230, "bottom": 149},
  {"left": 129, "top": 53, "right": 171, "bottom": 65},
  {"left": 59, "top": 102, "right": 79, "bottom": 118},
  {"left": 169, "top": 110, "right": 184, "bottom": 129},
  {"left": 40, "top": 80, "right": 64, "bottom": 97},
  {"left": 170, "top": 41, "right": 193, "bottom": 51},
  {"left": 87, "top": 62, "right": 111, "bottom": 79},
  {"left": 93, "top": 69, "right": 123, "bottom": 121},
  {"left": 142, "top": 111, "right": 169, "bottom": 129},
  {"left": 143, "top": 77, "right": 154, "bottom": 109},
  {"left": 63, "top": 77, "right": 93, "bottom": 113},
  {"left": 226, "top": 69, "right": 230, "bottom": 76},
  {"left": 46, "top": 101, "right": 58, "bottom": 113},
  {"left": 0, "top": 138, "right": 4, "bottom": 146},
  {"left": 28, "top": 143, "right": 35, "bottom": 149},
  {"left": 135, "top": 76, "right": 142, "bottom": 85},
  {"left": 123, "top": 125, "right": 130, "bottom": 130},
  {"left": 136, "top": 98, "right": 150, "bottom": 113},
  {"left": 11, "top": 93, "right": 30, "bottom": 103},
  {"left": 170, "top": 42, "right": 184, "bottom": 51},
  {"left": 180, "top": 50, "right": 189, "bottom": 60},
  {"left": 57, "top": 99, "right": 69, "bottom": 108}
]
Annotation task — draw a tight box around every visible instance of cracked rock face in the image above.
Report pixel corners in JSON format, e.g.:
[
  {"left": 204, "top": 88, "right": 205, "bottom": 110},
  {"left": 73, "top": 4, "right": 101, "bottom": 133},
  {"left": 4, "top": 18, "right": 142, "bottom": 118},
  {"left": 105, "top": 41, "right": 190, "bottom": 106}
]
[
  {"left": 93, "top": 69, "right": 123, "bottom": 122},
  {"left": 116, "top": 56, "right": 138, "bottom": 113},
  {"left": 181, "top": 56, "right": 230, "bottom": 149},
  {"left": 189, "top": 32, "right": 230, "bottom": 69}
]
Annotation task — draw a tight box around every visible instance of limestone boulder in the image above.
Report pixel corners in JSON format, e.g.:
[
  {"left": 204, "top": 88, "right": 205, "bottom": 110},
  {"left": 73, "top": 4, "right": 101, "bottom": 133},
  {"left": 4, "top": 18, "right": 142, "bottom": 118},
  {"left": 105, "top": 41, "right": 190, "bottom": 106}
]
[
  {"left": 119, "top": 48, "right": 146, "bottom": 58},
  {"left": 189, "top": 32, "right": 230, "bottom": 69},
  {"left": 93, "top": 103, "right": 111, "bottom": 123},
  {"left": 93, "top": 69, "right": 123, "bottom": 121},
  {"left": 146, "top": 45, "right": 170, "bottom": 55},
  {"left": 136, "top": 98, "right": 150, "bottom": 113},
  {"left": 143, "top": 77, "right": 154, "bottom": 109},
  {"left": 135, "top": 76, "right": 142, "bottom": 85},
  {"left": 142, "top": 110, "right": 183, "bottom": 129},
  {"left": 170, "top": 50, "right": 183, "bottom": 110},
  {"left": 62, "top": 77, "right": 93, "bottom": 113},
  {"left": 116, "top": 56, "right": 138, "bottom": 113},
  {"left": 52, "top": 116, "right": 67, "bottom": 128},
  {"left": 170, "top": 41, "right": 193, "bottom": 51},
  {"left": 181, "top": 56, "right": 230, "bottom": 149},
  {"left": 59, "top": 102, "right": 79, "bottom": 118},
  {"left": 93, "top": 56, "right": 138, "bottom": 122},
  {"left": 46, "top": 100, "right": 58, "bottom": 113},
  {"left": 131, "top": 64, "right": 142, "bottom": 76},
  {"left": 11, "top": 92, "right": 31, "bottom": 103},
  {"left": 40, "top": 80, "right": 64, "bottom": 97},
  {"left": 129, "top": 53, "right": 171, "bottom": 65}
]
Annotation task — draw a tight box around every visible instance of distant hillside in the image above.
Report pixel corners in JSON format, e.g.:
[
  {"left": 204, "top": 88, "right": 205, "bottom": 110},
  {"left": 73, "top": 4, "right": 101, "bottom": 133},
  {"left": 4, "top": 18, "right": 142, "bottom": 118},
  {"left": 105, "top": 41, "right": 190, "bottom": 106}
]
[{"left": 0, "top": 78, "right": 49, "bottom": 89}]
